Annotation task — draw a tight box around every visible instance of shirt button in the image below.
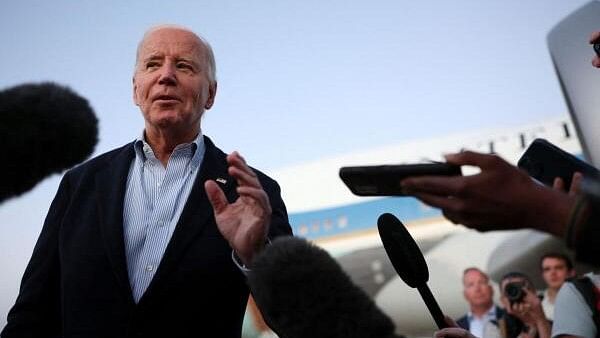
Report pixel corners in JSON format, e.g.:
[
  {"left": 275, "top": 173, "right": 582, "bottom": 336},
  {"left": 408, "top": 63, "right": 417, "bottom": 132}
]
[{"left": 145, "top": 265, "right": 154, "bottom": 272}]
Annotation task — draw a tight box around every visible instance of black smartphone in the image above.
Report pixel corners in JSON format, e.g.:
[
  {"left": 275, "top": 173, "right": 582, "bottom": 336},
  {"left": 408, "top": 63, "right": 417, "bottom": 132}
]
[
  {"left": 517, "top": 138, "right": 600, "bottom": 189},
  {"left": 339, "top": 163, "right": 462, "bottom": 196}
]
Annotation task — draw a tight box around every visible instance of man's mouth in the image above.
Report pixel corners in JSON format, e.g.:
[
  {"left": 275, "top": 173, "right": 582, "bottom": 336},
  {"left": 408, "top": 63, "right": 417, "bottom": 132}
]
[{"left": 153, "top": 94, "right": 181, "bottom": 102}]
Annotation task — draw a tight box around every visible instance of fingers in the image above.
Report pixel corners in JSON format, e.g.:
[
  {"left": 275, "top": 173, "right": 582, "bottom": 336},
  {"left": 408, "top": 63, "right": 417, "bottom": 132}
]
[
  {"left": 411, "top": 192, "right": 461, "bottom": 211},
  {"left": 444, "top": 315, "right": 459, "bottom": 328},
  {"left": 444, "top": 151, "right": 505, "bottom": 170},
  {"left": 205, "top": 180, "right": 229, "bottom": 215},
  {"left": 552, "top": 177, "right": 564, "bottom": 191},
  {"left": 237, "top": 186, "right": 272, "bottom": 214},
  {"left": 434, "top": 327, "right": 473, "bottom": 338},
  {"left": 402, "top": 175, "right": 470, "bottom": 197},
  {"left": 227, "top": 151, "right": 262, "bottom": 188},
  {"left": 569, "top": 172, "right": 583, "bottom": 196}
]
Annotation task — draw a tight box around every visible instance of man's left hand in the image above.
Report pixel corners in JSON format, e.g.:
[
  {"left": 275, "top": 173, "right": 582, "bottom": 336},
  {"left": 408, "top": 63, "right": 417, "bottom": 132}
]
[{"left": 205, "top": 151, "right": 272, "bottom": 267}]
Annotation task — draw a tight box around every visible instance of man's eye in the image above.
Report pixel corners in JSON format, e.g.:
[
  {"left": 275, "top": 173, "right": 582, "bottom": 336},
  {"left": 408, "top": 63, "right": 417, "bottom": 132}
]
[
  {"left": 146, "top": 62, "right": 160, "bottom": 69},
  {"left": 177, "top": 63, "right": 192, "bottom": 70}
]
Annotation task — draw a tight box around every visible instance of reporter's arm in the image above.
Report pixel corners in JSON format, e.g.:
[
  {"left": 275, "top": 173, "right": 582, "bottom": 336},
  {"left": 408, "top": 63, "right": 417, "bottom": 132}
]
[{"left": 401, "top": 151, "right": 575, "bottom": 236}]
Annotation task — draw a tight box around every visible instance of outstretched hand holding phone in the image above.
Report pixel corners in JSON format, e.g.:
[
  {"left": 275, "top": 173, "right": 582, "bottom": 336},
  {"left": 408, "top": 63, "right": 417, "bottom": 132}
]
[{"left": 400, "top": 151, "right": 575, "bottom": 236}]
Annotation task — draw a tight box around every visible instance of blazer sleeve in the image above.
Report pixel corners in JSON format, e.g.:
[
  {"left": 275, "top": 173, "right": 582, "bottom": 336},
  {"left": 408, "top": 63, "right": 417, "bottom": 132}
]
[
  {"left": 1, "top": 173, "right": 73, "bottom": 338},
  {"left": 264, "top": 179, "right": 293, "bottom": 239}
]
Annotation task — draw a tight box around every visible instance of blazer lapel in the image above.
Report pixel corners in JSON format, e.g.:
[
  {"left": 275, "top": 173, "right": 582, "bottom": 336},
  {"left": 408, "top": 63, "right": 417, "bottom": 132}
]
[
  {"left": 140, "top": 137, "right": 235, "bottom": 300},
  {"left": 95, "top": 143, "right": 136, "bottom": 304}
]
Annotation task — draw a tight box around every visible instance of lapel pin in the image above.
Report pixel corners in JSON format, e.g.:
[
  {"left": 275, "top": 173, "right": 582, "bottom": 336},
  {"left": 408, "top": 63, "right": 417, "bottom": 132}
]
[{"left": 216, "top": 178, "right": 227, "bottom": 184}]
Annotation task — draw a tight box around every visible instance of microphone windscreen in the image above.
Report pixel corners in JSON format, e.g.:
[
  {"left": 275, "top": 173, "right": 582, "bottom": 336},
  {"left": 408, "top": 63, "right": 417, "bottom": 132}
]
[
  {"left": 0, "top": 82, "right": 98, "bottom": 202},
  {"left": 377, "top": 213, "right": 428, "bottom": 288},
  {"left": 248, "top": 236, "right": 397, "bottom": 338}
]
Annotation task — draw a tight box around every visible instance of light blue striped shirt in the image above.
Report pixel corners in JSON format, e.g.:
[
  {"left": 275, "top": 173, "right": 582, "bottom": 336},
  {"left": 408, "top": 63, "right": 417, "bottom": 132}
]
[{"left": 123, "top": 132, "right": 205, "bottom": 303}]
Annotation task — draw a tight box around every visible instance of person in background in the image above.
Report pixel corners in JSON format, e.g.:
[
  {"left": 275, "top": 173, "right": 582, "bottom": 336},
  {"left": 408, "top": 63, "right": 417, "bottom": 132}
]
[
  {"left": 457, "top": 268, "right": 504, "bottom": 338},
  {"left": 539, "top": 253, "right": 576, "bottom": 321},
  {"left": 499, "top": 272, "right": 551, "bottom": 338}
]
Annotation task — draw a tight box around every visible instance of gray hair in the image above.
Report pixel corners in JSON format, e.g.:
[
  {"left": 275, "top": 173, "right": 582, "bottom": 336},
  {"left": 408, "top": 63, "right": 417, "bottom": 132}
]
[{"left": 134, "top": 24, "right": 217, "bottom": 84}]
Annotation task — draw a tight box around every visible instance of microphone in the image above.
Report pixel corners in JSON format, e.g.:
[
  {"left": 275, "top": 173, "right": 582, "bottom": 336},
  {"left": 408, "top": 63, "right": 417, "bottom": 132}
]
[
  {"left": 377, "top": 213, "right": 448, "bottom": 329},
  {"left": 247, "top": 236, "right": 400, "bottom": 338},
  {"left": 0, "top": 82, "right": 98, "bottom": 203}
]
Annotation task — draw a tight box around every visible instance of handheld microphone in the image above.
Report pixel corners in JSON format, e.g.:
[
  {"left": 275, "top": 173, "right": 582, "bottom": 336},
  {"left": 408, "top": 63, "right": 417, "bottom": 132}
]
[
  {"left": 247, "top": 236, "right": 400, "bottom": 338},
  {"left": 0, "top": 82, "right": 98, "bottom": 202},
  {"left": 377, "top": 213, "right": 448, "bottom": 329}
]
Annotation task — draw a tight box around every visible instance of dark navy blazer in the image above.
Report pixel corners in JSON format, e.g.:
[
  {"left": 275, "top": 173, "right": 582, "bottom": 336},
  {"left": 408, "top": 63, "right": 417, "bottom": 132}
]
[{"left": 2, "top": 136, "right": 292, "bottom": 338}]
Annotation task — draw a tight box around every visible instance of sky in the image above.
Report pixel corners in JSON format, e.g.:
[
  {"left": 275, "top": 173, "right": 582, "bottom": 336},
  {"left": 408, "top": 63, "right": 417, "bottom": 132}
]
[{"left": 0, "top": 0, "right": 592, "bottom": 326}]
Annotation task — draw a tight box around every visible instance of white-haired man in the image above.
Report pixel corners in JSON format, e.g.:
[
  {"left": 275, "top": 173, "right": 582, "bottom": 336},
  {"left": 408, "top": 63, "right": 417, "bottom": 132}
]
[{"left": 2, "top": 26, "right": 292, "bottom": 338}]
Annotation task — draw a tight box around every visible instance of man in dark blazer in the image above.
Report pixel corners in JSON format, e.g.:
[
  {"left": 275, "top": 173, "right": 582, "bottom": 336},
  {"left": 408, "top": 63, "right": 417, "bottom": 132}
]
[{"left": 1, "top": 25, "right": 292, "bottom": 338}]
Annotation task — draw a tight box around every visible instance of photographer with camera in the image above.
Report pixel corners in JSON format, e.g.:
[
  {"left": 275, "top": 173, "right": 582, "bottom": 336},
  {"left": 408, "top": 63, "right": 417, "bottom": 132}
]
[{"left": 498, "top": 273, "right": 551, "bottom": 338}]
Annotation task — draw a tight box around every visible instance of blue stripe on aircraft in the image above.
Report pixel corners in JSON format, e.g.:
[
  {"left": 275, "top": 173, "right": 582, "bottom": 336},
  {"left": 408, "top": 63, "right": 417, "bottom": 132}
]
[{"left": 289, "top": 197, "right": 441, "bottom": 239}]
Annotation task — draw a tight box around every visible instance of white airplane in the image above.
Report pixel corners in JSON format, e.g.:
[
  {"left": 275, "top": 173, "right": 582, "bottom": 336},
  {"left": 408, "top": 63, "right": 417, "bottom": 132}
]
[
  {"left": 242, "top": 1, "right": 600, "bottom": 336},
  {"left": 240, "top": 116, "right": 585, "bottom": 338}
]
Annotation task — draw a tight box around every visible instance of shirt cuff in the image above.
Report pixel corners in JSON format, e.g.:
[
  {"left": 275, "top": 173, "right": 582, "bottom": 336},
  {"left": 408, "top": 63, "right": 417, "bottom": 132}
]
[
  {"left": 231, "top": 250, "right": 251, "bottom": 275},
  {"left": 230, "top": 238, "right": 272, "bottom": 275}
]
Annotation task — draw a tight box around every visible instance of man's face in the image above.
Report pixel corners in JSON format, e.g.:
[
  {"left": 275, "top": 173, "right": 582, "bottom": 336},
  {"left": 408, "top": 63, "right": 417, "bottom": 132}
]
[
  {"left": 133, "top": 28, "right": 216, "bottom": 136},
  {"left": 541, "top": 257, "right": 574, "bottom": 290},
  {"left": 463, "top": 270, "right": 494, "bottom": 309}
]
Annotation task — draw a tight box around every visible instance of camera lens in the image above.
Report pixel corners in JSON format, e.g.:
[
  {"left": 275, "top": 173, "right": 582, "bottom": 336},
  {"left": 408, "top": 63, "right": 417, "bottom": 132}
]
[{"left": 504, "top": 282, "right": 524, "bottom": 303}]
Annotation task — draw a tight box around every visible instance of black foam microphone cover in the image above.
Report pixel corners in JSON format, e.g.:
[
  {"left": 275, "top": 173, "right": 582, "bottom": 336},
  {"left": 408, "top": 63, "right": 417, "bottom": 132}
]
[
  {"left": 0, "top": 82, "right": 98, "bottom": 202},
  {"left": 377, "top": 213, "right": 448, "bottom": 329},
  {"left": 247, "top": 236, "right": 399, "bottom": 338},
  {"left": 377, "top": 213, "right": 428, "bottom": 287}
]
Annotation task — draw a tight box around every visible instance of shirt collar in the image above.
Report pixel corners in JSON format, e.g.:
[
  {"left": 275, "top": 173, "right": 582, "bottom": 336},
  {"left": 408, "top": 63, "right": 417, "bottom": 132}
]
[
  {"left": 467, "top": 304, "right": 496, "bottom": 320},
  {"left": 133, "top": 130, "right": 205, "bottom": 170}
]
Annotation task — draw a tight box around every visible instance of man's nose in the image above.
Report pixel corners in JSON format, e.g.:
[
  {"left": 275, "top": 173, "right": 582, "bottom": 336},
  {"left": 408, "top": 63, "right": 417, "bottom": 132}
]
[{"left": 158, "top": 64, "right": 177, "bottom": 86}]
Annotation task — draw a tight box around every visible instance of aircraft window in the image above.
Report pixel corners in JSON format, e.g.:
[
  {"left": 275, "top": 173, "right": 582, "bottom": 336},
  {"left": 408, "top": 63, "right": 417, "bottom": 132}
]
[
  {"left": 298, "top": 225, "right": 309, "bottom": 236},
  {"left": 337, "top": 216, "right": 348, "bottom": 228},
  {"left": 374, "top": 273, "right": 385, "bottom": 284},
  {"left": 519, "top": 133, "right": 526, "bottom": 149},
  {"left": 489, "top": 141, "right": 495, "bottom": 154},
  {"left": 311, "top": 221, "right": 320, "bottom": 233},
  {"left": 323, "top": 219, "right": 333, "bottom": 231},
  {"left": 562, "top": 122, "right": 571, "bottom": 138}
]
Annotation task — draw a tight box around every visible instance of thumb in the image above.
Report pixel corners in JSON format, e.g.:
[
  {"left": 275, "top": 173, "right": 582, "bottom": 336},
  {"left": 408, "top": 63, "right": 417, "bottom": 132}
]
[
  {"left": 444, "top": 315, "right": 458, "bottom": 328},
  {"left": 205, "top": 180, "right": 229, "bottom": 215}
]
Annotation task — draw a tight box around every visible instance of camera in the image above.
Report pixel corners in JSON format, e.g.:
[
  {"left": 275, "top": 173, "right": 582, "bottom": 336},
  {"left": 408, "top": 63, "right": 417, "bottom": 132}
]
[{"left": 504, "top": 281, "right": 526, "bottom": 304}]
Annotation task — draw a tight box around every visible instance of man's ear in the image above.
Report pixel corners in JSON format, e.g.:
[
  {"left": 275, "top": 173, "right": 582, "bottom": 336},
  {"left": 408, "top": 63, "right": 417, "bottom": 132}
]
[
  {"left": 132, "top": 76, "right": 140, "bottom": 106},
  {"left": 205, "top": 82, "right": 217, "bottom": 109}
]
